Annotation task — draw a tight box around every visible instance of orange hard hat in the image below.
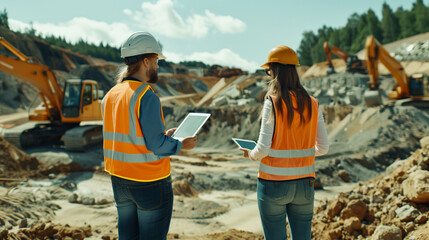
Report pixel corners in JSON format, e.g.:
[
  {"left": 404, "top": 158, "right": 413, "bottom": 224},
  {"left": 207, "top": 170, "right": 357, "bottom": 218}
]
[{"left": 260, "top": 45, "right": 299, "bottom": 68}]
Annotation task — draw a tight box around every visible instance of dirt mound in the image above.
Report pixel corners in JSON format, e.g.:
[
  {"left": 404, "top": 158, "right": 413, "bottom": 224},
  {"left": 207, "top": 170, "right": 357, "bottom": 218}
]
[
  {"left": 1, "top": 222, "right": 92, "bottom": 240},
  {"left": 167, "top": 229, "right": 264, "bottom": 240},
  {"left": 321, "top": 105, "right": 354, "bottom": 125},
  {"left": 69, "top": 64, "right": 115, "bottom": 92},
  {"left": 0, "top": 137, "right": 86, "bottom": 184},
  {"left": 312, "top": 139, "right": 429, "bottom": 239},
  {"left": 155, "top": 74, "right": 209, "bottom": 97},
  {"left": 172, "top": 172, "right": 198, "bottom": 197},
  {"left": 301, "top": 59, "right": 346, "bottom": 80},
  {"left": 0, "top": 137, "right": 43, "bottom": 179}
]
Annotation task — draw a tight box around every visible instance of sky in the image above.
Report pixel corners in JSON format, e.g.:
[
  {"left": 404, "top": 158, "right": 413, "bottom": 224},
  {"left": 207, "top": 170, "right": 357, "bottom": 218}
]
[{"left": 1, "top": 0, "right": 425, "bottom": 72}]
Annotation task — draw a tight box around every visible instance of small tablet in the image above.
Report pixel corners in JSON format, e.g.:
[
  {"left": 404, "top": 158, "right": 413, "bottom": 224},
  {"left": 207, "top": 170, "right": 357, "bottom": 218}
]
[
  {"left": 172, "top": 113, "right": 211, "bottom": 140},
  {"left": 232, "top": 138, "right": 257, "bottom": 150}
]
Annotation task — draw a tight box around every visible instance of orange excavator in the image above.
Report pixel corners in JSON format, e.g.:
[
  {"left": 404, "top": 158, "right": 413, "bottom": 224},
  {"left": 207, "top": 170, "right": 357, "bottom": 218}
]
[
  {"left": 323, "top": 41, "right": 368, "bottom": 74},
  {"left": 0, "top": 37, "right": 104, "bottom": 150},
  {"left": 363, "top": 35, "right": 429, "bottom": 109}
]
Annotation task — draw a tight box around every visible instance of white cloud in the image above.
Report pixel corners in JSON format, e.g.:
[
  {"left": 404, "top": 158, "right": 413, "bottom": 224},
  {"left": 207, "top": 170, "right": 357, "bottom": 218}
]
[
  {"left": 9, "top": 18, "right": 132, "bottom": 47},
  {"left": 164, "top": 48, "right": 259, "bottom": 72},
  {"left": 133, "top": 0, "right": 246, "bottom": 39},
  {"left": 123, "top": 9, "right": 132, "bottom": 16}
]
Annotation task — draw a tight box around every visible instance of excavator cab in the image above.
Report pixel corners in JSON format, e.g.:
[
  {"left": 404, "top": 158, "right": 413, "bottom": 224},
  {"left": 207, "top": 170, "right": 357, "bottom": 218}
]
[
  {"left": 409, "top": 73, "right": 429, "bottom": 98},
  {"left": 62, "top": 81, "right": 82, "bottom": 118},
  {"left": 347, "top": 56, "right": 367, "bottom": 74},
  {"left": 61, "top": 79, "right": 103, "bottom": 122}
]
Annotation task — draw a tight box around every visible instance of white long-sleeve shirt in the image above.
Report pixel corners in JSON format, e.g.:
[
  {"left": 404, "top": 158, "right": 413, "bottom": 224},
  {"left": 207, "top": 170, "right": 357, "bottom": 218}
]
[{"left": 249, "top": 99, "right": 329, "bottom": 161}]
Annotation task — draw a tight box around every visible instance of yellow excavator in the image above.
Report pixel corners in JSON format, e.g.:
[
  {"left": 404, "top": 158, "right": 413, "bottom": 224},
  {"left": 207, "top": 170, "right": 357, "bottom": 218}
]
[
  {"left": 364, "top": 35, "right": 429, "bottom": 109},
  {"left": 0, "top": 37, "right": 104, "bottom": 151},
  {"left": 323, "top": 41, "right": 368, "bottom": 74}
]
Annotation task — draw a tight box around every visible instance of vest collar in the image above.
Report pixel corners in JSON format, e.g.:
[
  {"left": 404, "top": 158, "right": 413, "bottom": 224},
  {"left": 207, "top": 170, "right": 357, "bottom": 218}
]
[{"left": 122, "top": 76, "right": 142, "bottom": 82}]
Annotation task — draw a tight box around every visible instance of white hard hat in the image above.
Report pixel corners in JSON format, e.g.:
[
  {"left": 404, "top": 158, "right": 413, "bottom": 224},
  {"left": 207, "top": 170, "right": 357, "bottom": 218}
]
[{"left": 121, "top": 32, "right": 166, "bottom": 60}]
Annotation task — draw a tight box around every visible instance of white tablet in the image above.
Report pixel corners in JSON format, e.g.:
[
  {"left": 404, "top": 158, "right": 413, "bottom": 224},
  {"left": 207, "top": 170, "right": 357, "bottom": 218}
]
[
  {"left": 232, "top": 138, "right": 257, "bottom": 150},
  {"left": 172, "top": 113, "right": 211, "bottom": 141}
]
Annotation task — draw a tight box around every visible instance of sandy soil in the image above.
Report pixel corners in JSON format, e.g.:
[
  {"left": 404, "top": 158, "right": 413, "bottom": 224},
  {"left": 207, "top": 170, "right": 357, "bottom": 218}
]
[{"left": 0, "top": 141, "right": 356, "bottom": 239}]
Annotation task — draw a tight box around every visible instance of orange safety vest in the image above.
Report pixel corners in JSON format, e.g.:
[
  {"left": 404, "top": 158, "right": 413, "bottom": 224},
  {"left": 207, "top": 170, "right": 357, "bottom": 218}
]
[
  {"left": 259, "top": 95, "right": 319, "bottom": 181},
  {"left": 102, "top": 80, "right": 170, "bottom": 182}
]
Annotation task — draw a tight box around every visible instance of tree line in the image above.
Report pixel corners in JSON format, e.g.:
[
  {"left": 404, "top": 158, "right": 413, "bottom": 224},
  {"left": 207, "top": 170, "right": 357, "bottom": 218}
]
[
  {"left": 0, "top": 9, "right": 121, "bottom": 62},
  {"left": 297, "top": 0, "right": 429, "bottom": 65},
  {"left": 1, "top": 1, "right": 428, "bottom": 66}
]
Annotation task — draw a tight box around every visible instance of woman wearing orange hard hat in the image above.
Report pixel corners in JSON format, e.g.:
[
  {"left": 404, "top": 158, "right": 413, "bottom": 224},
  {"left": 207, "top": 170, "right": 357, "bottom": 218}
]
[{"left": 239, "top": 45, "right": 329, "bottom": 239}]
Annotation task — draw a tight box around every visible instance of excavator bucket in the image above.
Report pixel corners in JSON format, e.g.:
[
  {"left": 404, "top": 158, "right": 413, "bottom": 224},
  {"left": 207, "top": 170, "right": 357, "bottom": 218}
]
[{"left": 363, "top": 89, "right": 382, "bottom": 107}]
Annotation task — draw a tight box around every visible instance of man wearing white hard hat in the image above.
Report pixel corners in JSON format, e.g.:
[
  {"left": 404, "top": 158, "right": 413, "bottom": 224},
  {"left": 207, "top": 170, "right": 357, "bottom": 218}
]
[{"left": 102, "top": 32, "right": 197, "bottom": 239}]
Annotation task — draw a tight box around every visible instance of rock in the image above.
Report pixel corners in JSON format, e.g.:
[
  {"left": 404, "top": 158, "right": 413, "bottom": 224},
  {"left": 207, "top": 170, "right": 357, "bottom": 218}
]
[
  {"left": 364, "top": 208, "right": 375, "bottom": 222},
  {"left": 210, "top": 96, "right": 227, "bottom": 107},
  {"left": 39, "top": 223, "right": 55, "bottom": 237},
  {"left": 172, "top": 179, "right": 198, "bottom": 197},
  {"left": 371, "top": 195, "right": 385, "bottom": 204},
  {"left": 314, "top": 178, "right": 323, "bottom": 189},
  {"left": 420, "top": 136, "right": 429, "bottom": 148},
  {"left": 344, "top": 217, "right": 361, "bottom": 232},
  {"left": 81, "top": 196, "right": 95, "bottom": 205},
  {"left": 395, "top": 205, "right": 420, "bottom": 222},
  {"left": 18, "top": 219, "right": 27, "bottom": 228},
  {"left": 414, "top": 214, "right": 428, "bottom": 224},
  {"left": 327, "top": 199, "right": 346, "bottom": 218},
  {"left": 371, "top": 225, "right": 402, "bottom": 240},
  {"left": 68, "top": 193, "right": 79, "bottom": 203},
  {"left": 329, "top": 227, "right": 342, "bottom": 239},
  {"left": 402, "top": 170, "right": 429, "bottom": 203},
  {"left": 95, "top": 198, "right": 110, "bottom": 205},
  {"left": 71, "top": 232, "right": 85, "bottom": 240},
  {"left": 362, "top": 224, "right": 376, "bottom": 237},
  {"left": 386, "top": 160, "right": 406, "bottom": 175},
  {"left": 404, "top": 222, "right": 415, "bottom": 232},
  {"left": 340, "top": 199, "right": 367, "bottom": 221},
  {"left": 338, "top": 170, "right": 350, "bottom": 182}
]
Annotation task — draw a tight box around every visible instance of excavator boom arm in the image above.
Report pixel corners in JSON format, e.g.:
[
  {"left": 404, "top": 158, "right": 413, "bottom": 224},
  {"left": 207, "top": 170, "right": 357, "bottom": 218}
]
[
  {"left": 0, "top": 38, "right": 63, "bottom": 120},
  {"left": 0, "top": 37, "right": 32, "bottom": 62},
  {"left": 324, "top": 41, "right": 349, "bottom": 63},
  {"left": 365, "top": 35, "right": 409, "bottom": 98}
]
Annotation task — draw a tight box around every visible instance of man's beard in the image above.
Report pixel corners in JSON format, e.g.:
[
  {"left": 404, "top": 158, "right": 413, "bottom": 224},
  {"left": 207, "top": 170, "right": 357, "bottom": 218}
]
[{"left": 147, "top": 67, "right": 158, "bottom": 83}]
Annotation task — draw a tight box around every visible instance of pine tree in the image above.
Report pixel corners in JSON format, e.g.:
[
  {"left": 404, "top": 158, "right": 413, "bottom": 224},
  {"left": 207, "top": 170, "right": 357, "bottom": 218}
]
[
  {"left": 297, "top": 31, "right": 317, "bottom": 65},
  {"left": 412, "top": 0, "right": 429, "bottom": 34},
  {"left": 0, "top": 9, "right": 9, "bottom": 29},
  {"left": 366, "top": 9, "right": 382, "bottom": 41},
  {"left": 381, "top": 3, "right": 400, "bottom": 43},
  {"left": 396, "top": 7, "right": 417, "bottom": 38}
]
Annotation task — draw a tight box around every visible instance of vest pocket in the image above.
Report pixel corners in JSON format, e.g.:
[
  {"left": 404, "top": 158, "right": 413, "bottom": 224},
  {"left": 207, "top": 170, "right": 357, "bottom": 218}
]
[{"left": 127, "top": 182, "right": 163, "bottom": 210}]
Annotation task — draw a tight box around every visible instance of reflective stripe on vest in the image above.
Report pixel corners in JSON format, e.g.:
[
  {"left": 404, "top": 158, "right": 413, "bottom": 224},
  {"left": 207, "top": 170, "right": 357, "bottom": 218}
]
[
  {"left": 103, "top": 84, "right": 162, "bottom": 164},
  {"left": 269, "top": 147, "right": 315, "bottom": 158},
  {"left": 259, "top": 162, "right": 315, "bottom": 176}
]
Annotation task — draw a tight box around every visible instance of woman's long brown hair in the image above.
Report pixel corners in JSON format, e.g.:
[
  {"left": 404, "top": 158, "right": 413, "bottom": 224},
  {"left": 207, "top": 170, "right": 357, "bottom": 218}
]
[{"left": 266, "top": 63, "right": 312, "bottom": 127}]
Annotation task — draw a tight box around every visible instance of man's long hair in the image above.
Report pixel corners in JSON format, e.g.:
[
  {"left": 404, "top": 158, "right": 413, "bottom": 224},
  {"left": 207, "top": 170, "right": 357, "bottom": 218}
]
[
  {"left": 115, "top": 53, "right": 157, "bottom": 84},
  {"left": 265, "top": 63, "right": 312, "bottom": 127}
]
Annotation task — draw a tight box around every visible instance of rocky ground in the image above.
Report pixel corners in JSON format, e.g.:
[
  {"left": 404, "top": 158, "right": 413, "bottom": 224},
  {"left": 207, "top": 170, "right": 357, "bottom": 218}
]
[
  {"left": 0, "top": 103, "right": 428, "bottom": 239},
  {"left": 312, "top": 137, "right": 429, "bottom": 240}
]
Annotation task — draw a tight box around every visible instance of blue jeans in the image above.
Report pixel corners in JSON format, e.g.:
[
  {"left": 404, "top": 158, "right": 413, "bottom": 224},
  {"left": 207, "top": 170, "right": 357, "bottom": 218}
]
[
  {"left": 257, "top": 178, "right": 314, "bottom": 240},
  {"left": 111, "top": 175, "right": 173, "bottom": 240}
]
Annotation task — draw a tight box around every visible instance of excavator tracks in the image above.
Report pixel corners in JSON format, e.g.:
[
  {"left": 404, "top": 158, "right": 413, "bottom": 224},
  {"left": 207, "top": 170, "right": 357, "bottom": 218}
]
[
  {"left": 1, "top": 122, "right": 103, "bottom": 151},
  {"left": 62, "top": 125, "right": 103, "bottom": 151}
]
